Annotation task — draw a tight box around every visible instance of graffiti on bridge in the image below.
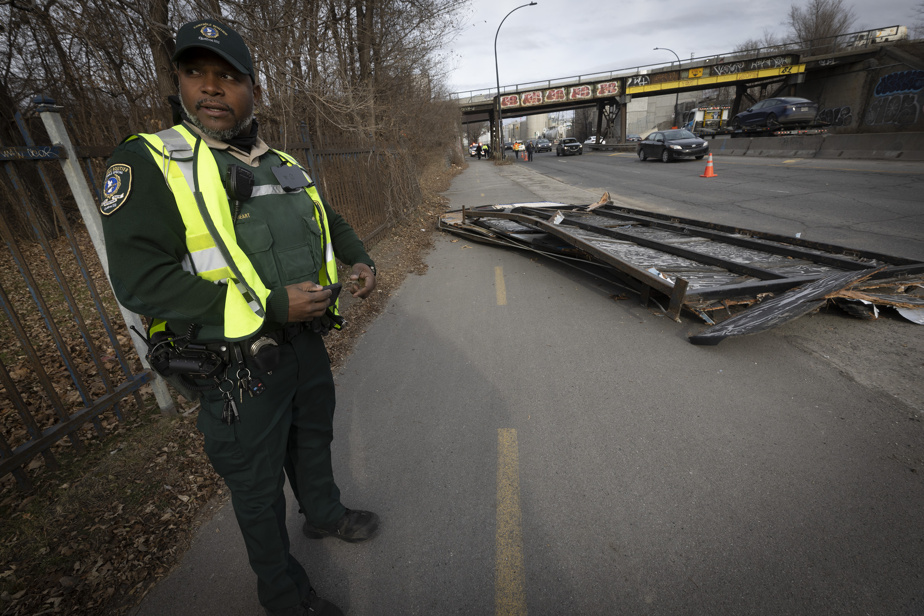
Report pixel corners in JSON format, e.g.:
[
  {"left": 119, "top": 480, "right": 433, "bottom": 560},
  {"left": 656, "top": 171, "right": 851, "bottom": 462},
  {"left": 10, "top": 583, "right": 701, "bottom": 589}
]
[
  {"left": 748, "top": 55, "right": 793, "bottom": 70},
  {"left": 865, "top": 70, "right": 924, "bottom": 127},
  {"left": 505, "top": 81, "right": 622, "bottom": 108},
  {"left": 817, "top": 106, "right": 853, "bottom": 127},
  {"left": 712, "top": 55, "right": 793, "bottom": 76},
  {"left": 712, "top": 62, "right": 745, "bottom": 76},
  {"left": 865, "top": 94, "right": 919, "bottom": 126},
  {"left": 596, "top": 82, "right": 620, "bottom": 97},
  {"left": 874, "top": 70, "right": 924, "bottom": 96}
]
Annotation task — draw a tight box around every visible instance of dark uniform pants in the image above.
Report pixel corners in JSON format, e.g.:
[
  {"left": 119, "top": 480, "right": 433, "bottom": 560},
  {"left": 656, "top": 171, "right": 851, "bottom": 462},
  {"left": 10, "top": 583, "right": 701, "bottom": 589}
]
[{"left": 197, "top": 330, "right": 346, "bottom": 610}]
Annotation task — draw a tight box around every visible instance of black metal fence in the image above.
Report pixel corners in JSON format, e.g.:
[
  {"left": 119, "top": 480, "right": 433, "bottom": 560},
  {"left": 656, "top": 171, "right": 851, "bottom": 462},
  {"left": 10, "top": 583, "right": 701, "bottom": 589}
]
[{"left": 0, "top": 108, "right": 150, "bottom": 490}]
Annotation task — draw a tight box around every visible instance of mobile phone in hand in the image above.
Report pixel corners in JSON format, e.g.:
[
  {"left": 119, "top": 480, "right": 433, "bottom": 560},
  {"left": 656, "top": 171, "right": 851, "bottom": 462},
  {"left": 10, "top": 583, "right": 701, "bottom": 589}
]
[{"left": 322, "top": 282, "right": 342, "bottom": 303}]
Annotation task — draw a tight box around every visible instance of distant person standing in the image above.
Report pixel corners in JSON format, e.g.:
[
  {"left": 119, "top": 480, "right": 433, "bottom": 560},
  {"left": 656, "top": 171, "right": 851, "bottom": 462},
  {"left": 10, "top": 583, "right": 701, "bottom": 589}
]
[
  {"left": 526, "top": 140, "right": 534, "bottom": 162},
  {"left": 476, "top": 143, "right": 482, "bottom": 160}
]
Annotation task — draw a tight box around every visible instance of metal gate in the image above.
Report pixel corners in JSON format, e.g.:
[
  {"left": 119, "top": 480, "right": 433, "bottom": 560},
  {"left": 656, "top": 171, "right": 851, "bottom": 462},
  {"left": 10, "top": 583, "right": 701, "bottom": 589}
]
[{"left": 0, "top": 101, "right": 172, "bottom": 491}]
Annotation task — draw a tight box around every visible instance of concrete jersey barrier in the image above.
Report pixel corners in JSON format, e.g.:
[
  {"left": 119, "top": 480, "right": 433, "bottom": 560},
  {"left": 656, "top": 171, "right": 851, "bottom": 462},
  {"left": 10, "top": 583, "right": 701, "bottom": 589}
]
[
  {"left": 710, "top": 131, "right": 924, "bottom": 160},
  {"left": 587, "top": 132, "right": 924, "bottom": 160}
]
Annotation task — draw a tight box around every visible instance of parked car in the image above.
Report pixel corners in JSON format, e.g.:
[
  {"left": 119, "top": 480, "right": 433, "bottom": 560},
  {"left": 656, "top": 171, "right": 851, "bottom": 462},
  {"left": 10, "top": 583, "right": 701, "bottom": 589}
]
[
  {"left": 469, "top": 143, "right": 479, "bottom": 156},
  {"left": 637, "top": 129, "right": 708, "bottom": 162},
  {"left": 557, "top": 137, "right": 583, "bottom": 156},
  {"left": 504, "top": 141, "right": 513, "bottom": 151},
  {"left": 535, "top": 139, "right": 552, "bottom": 152},
  {"left": 730, "top": 97, "right": 818, "bottom": 129}
]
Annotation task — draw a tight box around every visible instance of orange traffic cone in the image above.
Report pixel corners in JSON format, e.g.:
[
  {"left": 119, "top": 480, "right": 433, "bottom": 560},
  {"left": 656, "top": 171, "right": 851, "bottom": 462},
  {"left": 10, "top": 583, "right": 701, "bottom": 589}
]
[{"left": 700, "top": 153, "right": 717, "bottom": 178}]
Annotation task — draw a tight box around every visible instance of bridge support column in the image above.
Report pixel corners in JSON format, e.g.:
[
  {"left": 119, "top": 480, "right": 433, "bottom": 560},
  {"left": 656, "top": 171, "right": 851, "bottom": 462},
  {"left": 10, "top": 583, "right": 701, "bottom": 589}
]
[
  {"left": 595, "top": 101, "right": 605, "bottom": 141},
  {"left": 620, "top": 96, "right": 628, "bottom": 143},
  {"left": 489, "top": 106, "right": 501, "bottom": 160}
]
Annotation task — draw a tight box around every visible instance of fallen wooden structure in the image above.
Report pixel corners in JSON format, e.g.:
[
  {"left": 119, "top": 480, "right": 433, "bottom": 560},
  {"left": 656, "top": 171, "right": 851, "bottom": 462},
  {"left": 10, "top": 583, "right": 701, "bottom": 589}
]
[{"left": 437, "top": 199, "right": 924, "bottom": 344}]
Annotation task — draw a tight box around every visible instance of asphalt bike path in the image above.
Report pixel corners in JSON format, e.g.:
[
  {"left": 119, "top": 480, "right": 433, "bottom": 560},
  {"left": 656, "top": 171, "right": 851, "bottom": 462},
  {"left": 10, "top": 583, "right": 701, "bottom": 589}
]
[{"left": 133, "top": 158, "right": 924, "bottom": 615}]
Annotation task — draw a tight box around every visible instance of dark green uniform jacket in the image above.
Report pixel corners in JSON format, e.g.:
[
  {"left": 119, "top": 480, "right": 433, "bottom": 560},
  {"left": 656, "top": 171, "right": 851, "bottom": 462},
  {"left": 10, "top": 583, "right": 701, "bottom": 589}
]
[{"left": 100, "top": 121, "right": 374, "bottom": 339}]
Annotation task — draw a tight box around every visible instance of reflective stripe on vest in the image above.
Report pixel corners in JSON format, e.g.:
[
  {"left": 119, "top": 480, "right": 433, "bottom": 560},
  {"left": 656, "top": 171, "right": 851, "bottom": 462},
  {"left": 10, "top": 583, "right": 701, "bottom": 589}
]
[{"left": 132, "top": 126, "right": 271, "bottom": 340}]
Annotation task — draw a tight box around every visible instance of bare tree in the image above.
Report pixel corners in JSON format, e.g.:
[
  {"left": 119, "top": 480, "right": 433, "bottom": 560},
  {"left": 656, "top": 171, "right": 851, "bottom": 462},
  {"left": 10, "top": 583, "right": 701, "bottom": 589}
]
[
  {"left": 0, "top": 0, "right": 472, "bottom": 239},
  {"left": 734, "top": 30, "right": 783, "bottom": 54},
  {"left": 913, "top": 1, "right": 924, "bottom": 38},
  {"left": 786, "top": 0, "right": 857, "bottom": 54}
]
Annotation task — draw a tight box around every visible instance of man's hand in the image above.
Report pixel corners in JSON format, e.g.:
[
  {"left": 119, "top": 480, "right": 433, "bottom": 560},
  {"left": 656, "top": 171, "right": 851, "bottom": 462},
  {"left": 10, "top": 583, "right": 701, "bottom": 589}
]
[
  {"left": 348, "top": 263, "right": 376, "bottom": 298},
  {"left": 285, "top": 281, "right": 335, "bottom": 321}
]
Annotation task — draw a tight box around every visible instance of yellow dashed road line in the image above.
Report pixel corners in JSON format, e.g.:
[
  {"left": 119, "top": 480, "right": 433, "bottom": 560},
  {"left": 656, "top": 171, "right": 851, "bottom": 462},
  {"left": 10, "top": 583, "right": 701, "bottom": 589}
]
[
  {"left": 495, "top": 266, "right": 507, "bottom": 306},
  {"left": 496, "top": 428, "right": 526, "bottom": 615}
]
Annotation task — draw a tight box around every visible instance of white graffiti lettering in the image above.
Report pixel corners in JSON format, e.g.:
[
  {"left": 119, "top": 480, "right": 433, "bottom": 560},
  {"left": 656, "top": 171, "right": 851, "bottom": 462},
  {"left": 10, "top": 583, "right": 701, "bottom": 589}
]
[
  {"left": 0, "top": 145, "right": 58, "bottom": 160},
  {"left": 748, "top": 56, "right": 790, "bottom": 70},
  {"left": 712, "top": 62, "right": 745, "bottom": 76}
]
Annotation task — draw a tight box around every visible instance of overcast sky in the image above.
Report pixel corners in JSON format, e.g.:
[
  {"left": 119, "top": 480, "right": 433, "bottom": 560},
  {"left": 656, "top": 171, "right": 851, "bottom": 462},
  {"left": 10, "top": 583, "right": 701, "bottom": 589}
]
[{"left": 443, "top": 0, "right": 918, "bottom": 94}]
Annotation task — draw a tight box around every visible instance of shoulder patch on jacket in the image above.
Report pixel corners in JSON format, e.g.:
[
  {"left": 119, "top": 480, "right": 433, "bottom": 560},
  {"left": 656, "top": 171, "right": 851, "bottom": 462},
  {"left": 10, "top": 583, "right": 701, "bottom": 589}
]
[{"left": 100, "top": 163, "right": 132, "bottom": 215}]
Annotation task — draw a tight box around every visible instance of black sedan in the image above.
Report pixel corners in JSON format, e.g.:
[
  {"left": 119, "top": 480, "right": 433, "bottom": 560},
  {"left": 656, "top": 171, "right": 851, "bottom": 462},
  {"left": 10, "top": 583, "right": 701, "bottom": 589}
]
[
  {"left": 731, "top": 97, "right": 818, "bottom": 129},
  {"left": 535, "top": 139, "right": 552, "bottom": 153},
  {"left": 637, "top": 129, "right": 708, "bottom": 162},
  {"left": 556, "top": 137, "right": 583, "bottom": 156}
]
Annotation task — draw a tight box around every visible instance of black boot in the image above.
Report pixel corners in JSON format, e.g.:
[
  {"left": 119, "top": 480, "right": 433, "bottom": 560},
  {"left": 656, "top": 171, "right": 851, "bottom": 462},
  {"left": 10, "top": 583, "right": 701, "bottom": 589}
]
[{"left": 303, "top": 509, "right": 380, "bottom": 543}]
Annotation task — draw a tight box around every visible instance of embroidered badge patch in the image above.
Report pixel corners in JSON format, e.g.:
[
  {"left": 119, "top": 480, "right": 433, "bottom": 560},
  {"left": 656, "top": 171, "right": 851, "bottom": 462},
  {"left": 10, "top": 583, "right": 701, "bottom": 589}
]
[{"left": 100, "top": 164, "right": 132, "bottom": 215}]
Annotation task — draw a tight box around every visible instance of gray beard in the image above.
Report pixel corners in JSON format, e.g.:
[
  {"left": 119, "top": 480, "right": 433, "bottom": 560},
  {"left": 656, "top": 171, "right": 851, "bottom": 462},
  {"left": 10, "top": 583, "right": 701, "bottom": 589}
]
[{"left": 180, "top": 98, "right": 253, "bottom": 141}]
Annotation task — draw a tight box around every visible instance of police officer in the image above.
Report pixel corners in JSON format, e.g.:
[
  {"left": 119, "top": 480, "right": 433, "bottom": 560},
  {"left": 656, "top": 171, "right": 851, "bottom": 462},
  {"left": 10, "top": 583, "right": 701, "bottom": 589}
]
[{"left": 99, "top": 18, "right": 379, "bottom": 616}]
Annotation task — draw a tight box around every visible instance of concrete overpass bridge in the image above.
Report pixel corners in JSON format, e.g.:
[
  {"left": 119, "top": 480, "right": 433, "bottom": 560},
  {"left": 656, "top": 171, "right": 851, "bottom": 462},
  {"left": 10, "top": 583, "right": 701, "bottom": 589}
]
[{"left": 453, "top": 26, "right": 923, "bottom": 155}]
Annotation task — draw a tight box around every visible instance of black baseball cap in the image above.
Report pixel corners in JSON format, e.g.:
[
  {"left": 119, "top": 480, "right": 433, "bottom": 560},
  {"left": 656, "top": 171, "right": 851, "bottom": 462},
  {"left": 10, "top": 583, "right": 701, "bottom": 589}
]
[{"left": 172, "top": 19, "right": 254, "bottom": 81}]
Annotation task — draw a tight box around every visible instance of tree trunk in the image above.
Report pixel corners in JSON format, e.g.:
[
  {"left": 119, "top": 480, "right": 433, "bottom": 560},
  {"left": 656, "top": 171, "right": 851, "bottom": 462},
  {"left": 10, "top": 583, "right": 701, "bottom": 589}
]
[{"left": 142, "top": 0, "right": 175, "bottom": 123}]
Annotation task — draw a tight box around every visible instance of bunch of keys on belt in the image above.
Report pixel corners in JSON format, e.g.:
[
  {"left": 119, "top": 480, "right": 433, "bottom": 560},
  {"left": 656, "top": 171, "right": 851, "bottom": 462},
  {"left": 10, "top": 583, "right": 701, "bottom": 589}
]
[
  {"left": 237, "top": 366, "right": 265, "bottom": 402},
  {"left": 219, "top": 377, "right": 240, "bottom": 425}
]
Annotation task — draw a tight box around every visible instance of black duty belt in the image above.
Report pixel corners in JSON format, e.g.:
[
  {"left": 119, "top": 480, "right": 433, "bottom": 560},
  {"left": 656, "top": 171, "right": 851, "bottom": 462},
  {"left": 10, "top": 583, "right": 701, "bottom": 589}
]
[
  {"left": 258, "top": 322, "right": 306, "bottom": 346},
  {"left": 242, "top": 322, "right": 307, "bottom": 373}
]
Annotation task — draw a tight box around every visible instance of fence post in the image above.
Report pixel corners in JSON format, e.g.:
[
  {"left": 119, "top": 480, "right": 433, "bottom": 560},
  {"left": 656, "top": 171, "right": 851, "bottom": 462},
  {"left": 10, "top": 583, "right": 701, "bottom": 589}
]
[{"left": 37, "top": 99, "right": 176, "bottom": 414}]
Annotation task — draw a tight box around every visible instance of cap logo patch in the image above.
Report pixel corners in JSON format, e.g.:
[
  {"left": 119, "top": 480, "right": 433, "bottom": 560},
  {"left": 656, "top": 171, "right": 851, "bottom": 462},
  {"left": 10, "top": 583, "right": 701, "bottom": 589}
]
[
  {"left": 199, "top": 25, "right": 219, "bottom": 39},
  {"left": 100, "top": 163, "right": 132, "bottom": 215}
]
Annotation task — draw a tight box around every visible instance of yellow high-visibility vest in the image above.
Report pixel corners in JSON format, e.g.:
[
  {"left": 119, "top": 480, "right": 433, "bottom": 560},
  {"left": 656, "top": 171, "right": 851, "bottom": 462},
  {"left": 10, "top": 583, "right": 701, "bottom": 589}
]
[{"left": 130, "top": 125, "right": 338, "bottom": 340}]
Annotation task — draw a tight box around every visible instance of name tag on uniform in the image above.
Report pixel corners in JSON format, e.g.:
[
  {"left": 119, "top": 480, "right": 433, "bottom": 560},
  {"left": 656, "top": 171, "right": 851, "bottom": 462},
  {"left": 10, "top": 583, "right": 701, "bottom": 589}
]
[{"left": 271, "top": 165, "right": 313, "bottom": 192}]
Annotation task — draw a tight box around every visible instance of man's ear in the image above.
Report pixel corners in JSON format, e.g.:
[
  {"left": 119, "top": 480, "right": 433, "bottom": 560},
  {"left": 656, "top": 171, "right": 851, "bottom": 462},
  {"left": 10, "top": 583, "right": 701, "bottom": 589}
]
[{"left": 253, "top": 82, "right": 262, "bottom": 106}]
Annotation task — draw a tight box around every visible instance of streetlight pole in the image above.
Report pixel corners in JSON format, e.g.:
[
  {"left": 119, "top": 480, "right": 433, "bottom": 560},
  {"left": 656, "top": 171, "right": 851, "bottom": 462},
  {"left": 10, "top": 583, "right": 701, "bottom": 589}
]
[
  {"left": 495, "top": 2, "right": 537, "bottom": 160},
  {"left": 654, "top": 47, "right": 682, "bottom": 128}
]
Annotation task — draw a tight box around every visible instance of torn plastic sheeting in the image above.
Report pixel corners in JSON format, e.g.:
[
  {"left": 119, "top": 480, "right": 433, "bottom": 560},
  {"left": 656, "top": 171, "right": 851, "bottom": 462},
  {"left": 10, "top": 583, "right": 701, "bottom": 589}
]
[
  {"left": 897, "top": 307, "right": 924, "bottom": 324},
  {"left": 689, "top": 269, "right": 881, "bottom": 345}
]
